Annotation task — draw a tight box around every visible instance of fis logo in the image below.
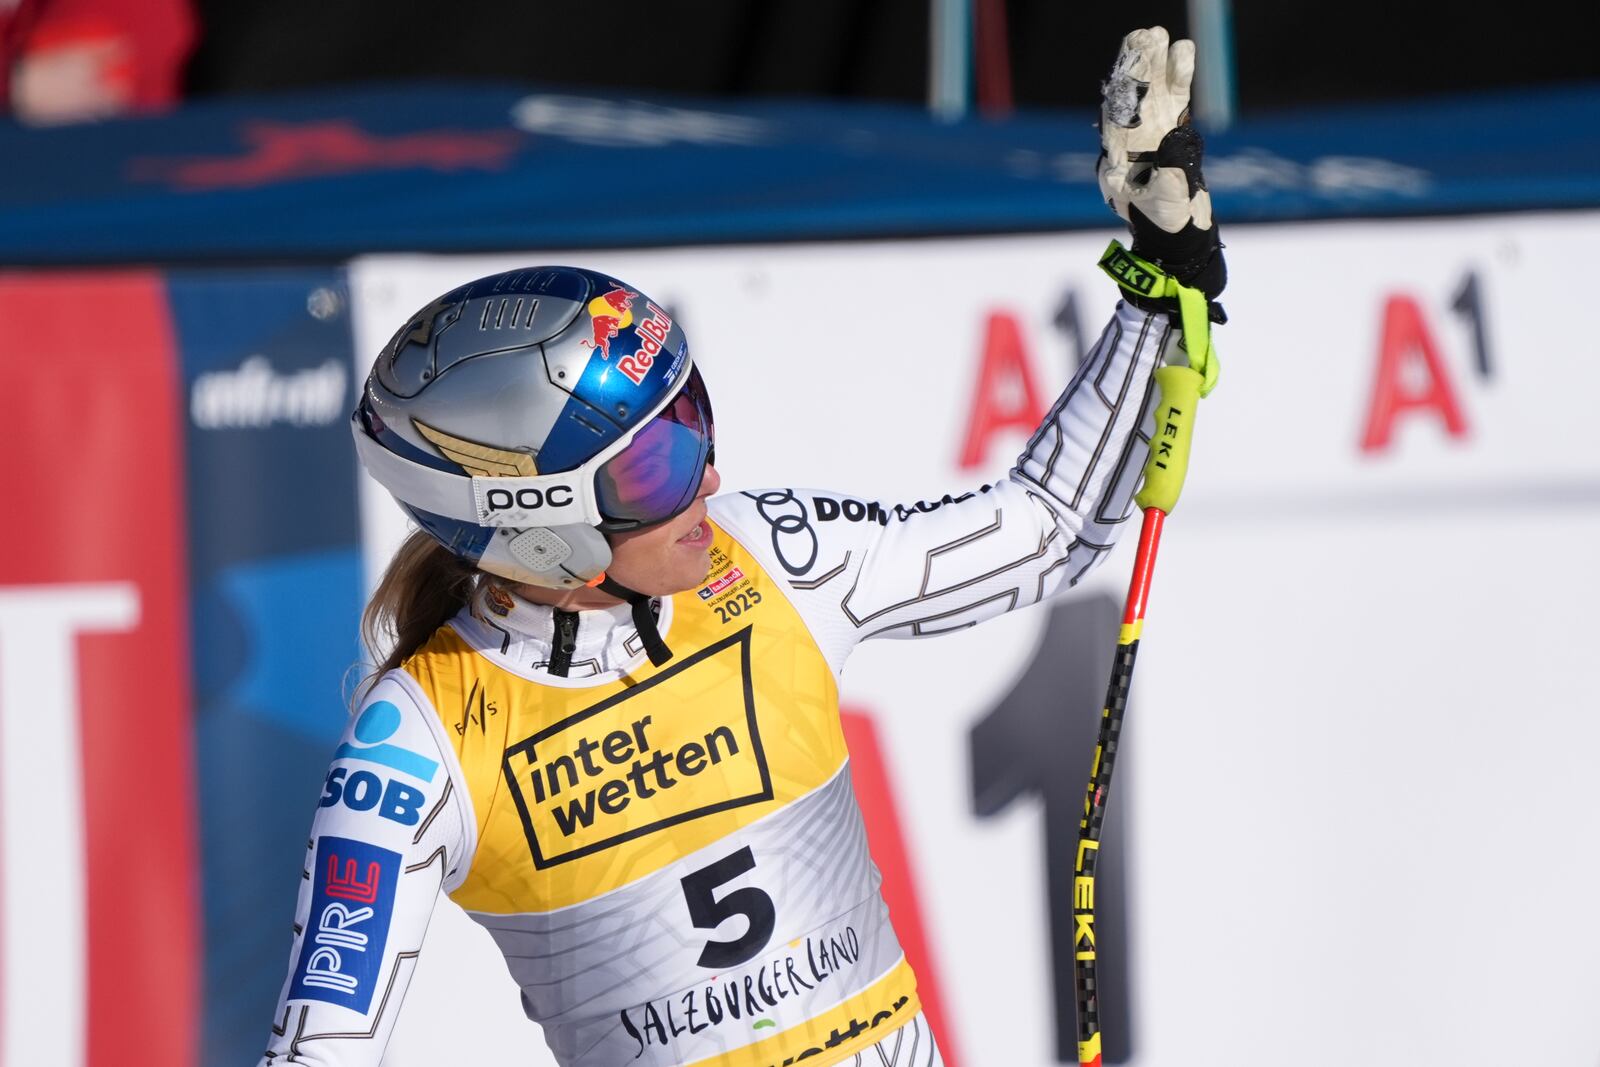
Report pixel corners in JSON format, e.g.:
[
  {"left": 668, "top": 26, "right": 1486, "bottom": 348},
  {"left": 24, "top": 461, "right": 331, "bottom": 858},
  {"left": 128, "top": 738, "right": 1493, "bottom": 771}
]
[
  {"left": 321, "top": 700, "right": 439, "bottom": 825},
  {"left": 289, "top": 837, "right": 401, "bottom": 1013}
]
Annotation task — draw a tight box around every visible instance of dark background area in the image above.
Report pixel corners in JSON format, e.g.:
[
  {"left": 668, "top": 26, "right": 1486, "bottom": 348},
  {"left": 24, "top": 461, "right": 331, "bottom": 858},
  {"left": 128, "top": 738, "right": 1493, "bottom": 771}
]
[{"left": 185, "top": 0, "right": 1597, "bottom": 114}]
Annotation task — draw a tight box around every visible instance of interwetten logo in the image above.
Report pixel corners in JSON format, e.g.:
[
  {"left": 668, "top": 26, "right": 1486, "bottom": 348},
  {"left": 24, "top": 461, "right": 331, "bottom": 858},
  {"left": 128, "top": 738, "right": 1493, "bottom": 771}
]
[{"left": 503, "top": 627, "right": 772, "bottom": 867}]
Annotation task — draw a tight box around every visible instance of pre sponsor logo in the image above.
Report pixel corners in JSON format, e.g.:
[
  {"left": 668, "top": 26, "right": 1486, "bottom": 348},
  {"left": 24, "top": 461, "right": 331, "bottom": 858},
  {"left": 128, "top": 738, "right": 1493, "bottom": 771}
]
[
  {"left": 617, "top": 302, "right": 673, "bottom": 386},
  {"left": 190, "top": 356, "right": 346, "bottom": 429},
  {"left": 503, "top": 628, "right": 772, "bottom": 867},
  {"left": 289, "top": 836, "right": 401, "bottom": 1013}
]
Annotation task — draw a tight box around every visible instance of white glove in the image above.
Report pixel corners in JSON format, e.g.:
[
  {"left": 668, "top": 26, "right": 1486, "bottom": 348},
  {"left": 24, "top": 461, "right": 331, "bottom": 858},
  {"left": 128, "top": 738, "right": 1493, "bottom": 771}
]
[
  {"left": 1096, "top": 25, "right": 1224, "bottom": 302},
  {"left": 1097, "top": 26, "right": 1214, "bottom": 238}
]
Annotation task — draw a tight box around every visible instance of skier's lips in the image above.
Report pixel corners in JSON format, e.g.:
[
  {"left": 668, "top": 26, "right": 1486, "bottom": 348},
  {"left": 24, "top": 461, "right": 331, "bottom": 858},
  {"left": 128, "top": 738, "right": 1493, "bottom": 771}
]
[{"left": 676, "top": 519, "right": 712, "bottom": 549}]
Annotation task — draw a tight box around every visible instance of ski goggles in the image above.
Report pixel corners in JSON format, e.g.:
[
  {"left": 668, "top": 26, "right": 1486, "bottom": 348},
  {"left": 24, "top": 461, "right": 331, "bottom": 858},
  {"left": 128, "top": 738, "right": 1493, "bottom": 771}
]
[
  {"left": 351, "top": 365, "right": 715, "bottom": 533},
  {"left": 594, "top": 365, "right": 715, "bottom": 530}
]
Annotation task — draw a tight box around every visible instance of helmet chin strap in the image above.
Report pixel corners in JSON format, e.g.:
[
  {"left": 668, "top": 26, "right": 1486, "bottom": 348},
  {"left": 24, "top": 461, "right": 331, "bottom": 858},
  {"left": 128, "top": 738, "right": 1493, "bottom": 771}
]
[{"left": 594, "top": 574, "right": 673, "bottom": 666}]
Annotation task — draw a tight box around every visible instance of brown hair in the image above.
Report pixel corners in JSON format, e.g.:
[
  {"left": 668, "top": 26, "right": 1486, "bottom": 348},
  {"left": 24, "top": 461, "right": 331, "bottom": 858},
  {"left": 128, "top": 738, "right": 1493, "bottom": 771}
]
[{"left": 360, "top": 530, "right": 479, "bottom": 684}]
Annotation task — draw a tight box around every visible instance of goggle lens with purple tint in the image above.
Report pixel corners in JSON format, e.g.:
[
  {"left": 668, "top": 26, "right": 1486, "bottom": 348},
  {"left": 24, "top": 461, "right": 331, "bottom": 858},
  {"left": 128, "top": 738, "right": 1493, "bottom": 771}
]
[{"left": 594, "top": 367, "right": 715, "bottom": 529}]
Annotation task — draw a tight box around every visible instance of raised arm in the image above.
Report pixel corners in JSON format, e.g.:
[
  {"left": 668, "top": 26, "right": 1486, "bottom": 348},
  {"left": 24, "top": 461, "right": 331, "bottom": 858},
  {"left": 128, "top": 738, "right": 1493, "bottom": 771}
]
[
  {"left": 709, "top": 294, "right": 1167, "bottom": 673},
  {"left": 711, "top": 26, "right": 1226, "bottom": 675}
]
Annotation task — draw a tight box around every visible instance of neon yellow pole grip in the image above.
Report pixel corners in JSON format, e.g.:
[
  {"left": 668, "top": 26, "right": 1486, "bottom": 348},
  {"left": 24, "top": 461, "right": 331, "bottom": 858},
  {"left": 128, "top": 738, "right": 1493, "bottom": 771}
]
[
  {"left": 1098, "top": 239, "right": 1220, "bottom": 514},
  {"left": 1135, "top": 364, "right": 1204, "bottom": 513}
]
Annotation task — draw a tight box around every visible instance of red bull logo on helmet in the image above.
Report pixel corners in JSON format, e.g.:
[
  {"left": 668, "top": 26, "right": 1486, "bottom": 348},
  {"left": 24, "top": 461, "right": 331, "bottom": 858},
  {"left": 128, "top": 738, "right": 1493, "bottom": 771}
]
[
  {"left": 617, "top": 303, "right": 674, "bottom": 386},
  {"left": 580, "top": 286, "right": 636, "bottom": 359}
]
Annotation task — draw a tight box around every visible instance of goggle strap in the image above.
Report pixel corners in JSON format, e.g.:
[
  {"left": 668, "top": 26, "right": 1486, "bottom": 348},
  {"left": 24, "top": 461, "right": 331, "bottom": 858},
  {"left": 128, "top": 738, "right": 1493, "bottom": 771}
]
[{"left": 596, "top": 575, "right": 673, "bottom": 666}]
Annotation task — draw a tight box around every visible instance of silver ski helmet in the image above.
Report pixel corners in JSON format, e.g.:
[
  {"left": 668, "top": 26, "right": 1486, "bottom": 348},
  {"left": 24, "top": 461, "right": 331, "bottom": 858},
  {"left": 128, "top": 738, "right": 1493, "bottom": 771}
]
[{"left": 351, "top": 266, "right": 713, "bottom": 592}]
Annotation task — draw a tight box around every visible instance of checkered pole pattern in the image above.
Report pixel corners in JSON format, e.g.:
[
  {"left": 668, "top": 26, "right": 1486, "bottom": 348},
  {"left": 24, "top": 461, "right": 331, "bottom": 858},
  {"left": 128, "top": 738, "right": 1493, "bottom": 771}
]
[{"left": 1072, "top": 507, "right": 1165, "bottom": 1067}]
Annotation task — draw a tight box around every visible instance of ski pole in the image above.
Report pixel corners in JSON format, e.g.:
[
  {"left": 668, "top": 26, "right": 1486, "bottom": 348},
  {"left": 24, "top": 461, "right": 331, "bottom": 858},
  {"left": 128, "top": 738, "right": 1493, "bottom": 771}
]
[{"left": 1073, "top": 242, "right": 1219, "bottom": 1067}]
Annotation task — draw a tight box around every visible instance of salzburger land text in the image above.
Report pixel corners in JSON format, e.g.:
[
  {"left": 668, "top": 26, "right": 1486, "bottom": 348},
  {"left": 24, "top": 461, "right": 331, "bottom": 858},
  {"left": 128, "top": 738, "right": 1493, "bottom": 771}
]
[{"left": 621, "top": 926, "right": 863, "bottom": 1058}]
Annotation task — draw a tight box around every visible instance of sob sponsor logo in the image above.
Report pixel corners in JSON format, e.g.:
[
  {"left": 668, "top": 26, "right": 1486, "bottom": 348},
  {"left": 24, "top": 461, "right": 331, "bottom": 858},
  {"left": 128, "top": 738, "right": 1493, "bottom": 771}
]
[
  {"left": 289, "top": 836, "right": 401, "bottom": 1014},
  {"left": 503, "top": 628, "right": 773, "bottom": 867},
  {"left": 617, "top": 302, "right": 674, "bottom": 386},
  {"left": 320, "top": 700, "right": 440, "bottom": 826}
]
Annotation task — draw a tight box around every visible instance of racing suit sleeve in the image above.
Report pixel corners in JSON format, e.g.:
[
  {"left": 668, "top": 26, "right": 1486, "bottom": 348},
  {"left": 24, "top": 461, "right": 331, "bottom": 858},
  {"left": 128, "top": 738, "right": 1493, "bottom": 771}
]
[
  {"left": 257, "top": 671, "right": 476, "bottom": 1067},
  {"left": 708, "top": 297, "right": 1172, "bottom": 674}
]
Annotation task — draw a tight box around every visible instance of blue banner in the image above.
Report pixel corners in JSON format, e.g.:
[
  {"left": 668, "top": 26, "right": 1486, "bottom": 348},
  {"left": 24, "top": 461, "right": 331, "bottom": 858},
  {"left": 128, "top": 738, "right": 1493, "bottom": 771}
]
[
  {"left": 2, "top": 83, "right": 1596, "bottom": 264},
  {"left": 167, "top": 268, "right": 365, "bottom": 1065}
]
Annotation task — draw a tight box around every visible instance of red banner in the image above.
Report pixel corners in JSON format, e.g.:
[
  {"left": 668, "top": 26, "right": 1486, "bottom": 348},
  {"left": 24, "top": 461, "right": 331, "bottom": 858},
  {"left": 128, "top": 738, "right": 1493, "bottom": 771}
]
[{"left": 0, "top": 272, "right": 197, "bottom": 1067}]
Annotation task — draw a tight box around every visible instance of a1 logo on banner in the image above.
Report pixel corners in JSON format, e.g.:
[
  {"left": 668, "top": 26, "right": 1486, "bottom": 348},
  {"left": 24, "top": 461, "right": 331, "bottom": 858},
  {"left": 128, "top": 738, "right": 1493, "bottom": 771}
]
[{"left": 1359, "top": 270, "right": 1494, "bottom": 454}]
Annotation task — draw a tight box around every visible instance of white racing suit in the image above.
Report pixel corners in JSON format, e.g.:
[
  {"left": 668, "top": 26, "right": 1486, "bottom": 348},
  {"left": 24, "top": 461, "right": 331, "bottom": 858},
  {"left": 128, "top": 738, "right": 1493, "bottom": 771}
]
[{"left": 259, "top": 299, "right": 1173, "bottom": 1066}]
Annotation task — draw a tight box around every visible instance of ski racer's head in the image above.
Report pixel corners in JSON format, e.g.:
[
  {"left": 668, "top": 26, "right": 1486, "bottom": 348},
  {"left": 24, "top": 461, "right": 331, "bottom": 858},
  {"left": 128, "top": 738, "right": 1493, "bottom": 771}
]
[{"left": 351, "top": 266, "right": 718, "bottom": 607}]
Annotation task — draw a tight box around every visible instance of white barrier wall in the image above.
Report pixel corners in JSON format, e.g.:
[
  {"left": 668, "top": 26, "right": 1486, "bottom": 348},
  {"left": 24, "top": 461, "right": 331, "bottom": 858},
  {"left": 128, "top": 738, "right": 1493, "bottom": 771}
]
[{"left": 349, "top": 211, "right": 1600, "bottom": 1067}]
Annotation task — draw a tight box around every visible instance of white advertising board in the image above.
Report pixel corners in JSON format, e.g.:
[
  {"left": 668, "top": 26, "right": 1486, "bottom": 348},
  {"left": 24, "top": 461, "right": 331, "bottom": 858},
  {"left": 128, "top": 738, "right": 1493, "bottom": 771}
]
[{"left": 349, "top": 210, "right": 1600, "bottom": 1067}]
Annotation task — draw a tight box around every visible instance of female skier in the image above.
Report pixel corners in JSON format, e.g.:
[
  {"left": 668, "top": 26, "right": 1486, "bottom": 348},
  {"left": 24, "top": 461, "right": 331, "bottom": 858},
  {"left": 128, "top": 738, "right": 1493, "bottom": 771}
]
[{"left": 260, "top": 26, "right": 1223, "bottom": 1067}]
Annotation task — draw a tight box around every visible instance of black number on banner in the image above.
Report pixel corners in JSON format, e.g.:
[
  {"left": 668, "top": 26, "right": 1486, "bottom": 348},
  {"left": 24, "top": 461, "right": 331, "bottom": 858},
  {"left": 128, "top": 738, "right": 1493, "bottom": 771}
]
[
  {"left": 1450, "top": 270, "right": 1493, "bottom": 380},
  {"left": 680, "top": 846, "right": 776, "bottom": 969},
  {"left": 970, "top": 594, "right": 1135, "bottom": 1064},
  {"left": 1053, "top": 287, "right": 1089, "bottom": 372}
]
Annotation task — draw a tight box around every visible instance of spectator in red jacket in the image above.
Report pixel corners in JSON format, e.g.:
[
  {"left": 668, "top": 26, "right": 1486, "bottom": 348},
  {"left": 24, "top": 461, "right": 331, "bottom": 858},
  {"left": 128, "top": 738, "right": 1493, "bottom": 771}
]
[{"left": 2, "top": 0, "right": 192, "bottom": 123}]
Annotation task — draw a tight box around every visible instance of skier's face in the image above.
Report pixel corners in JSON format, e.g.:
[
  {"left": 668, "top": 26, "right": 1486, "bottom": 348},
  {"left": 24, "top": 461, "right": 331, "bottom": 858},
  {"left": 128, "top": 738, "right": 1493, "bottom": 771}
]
[{"left": 602, "top": 464, "right": 722, "bottom": 596}]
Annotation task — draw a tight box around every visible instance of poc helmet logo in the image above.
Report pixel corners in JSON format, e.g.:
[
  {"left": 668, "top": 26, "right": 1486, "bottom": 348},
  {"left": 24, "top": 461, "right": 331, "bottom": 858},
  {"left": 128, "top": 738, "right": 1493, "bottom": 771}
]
[{"left": 485, "top": 485, "right": 575, "bottom": 512}]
